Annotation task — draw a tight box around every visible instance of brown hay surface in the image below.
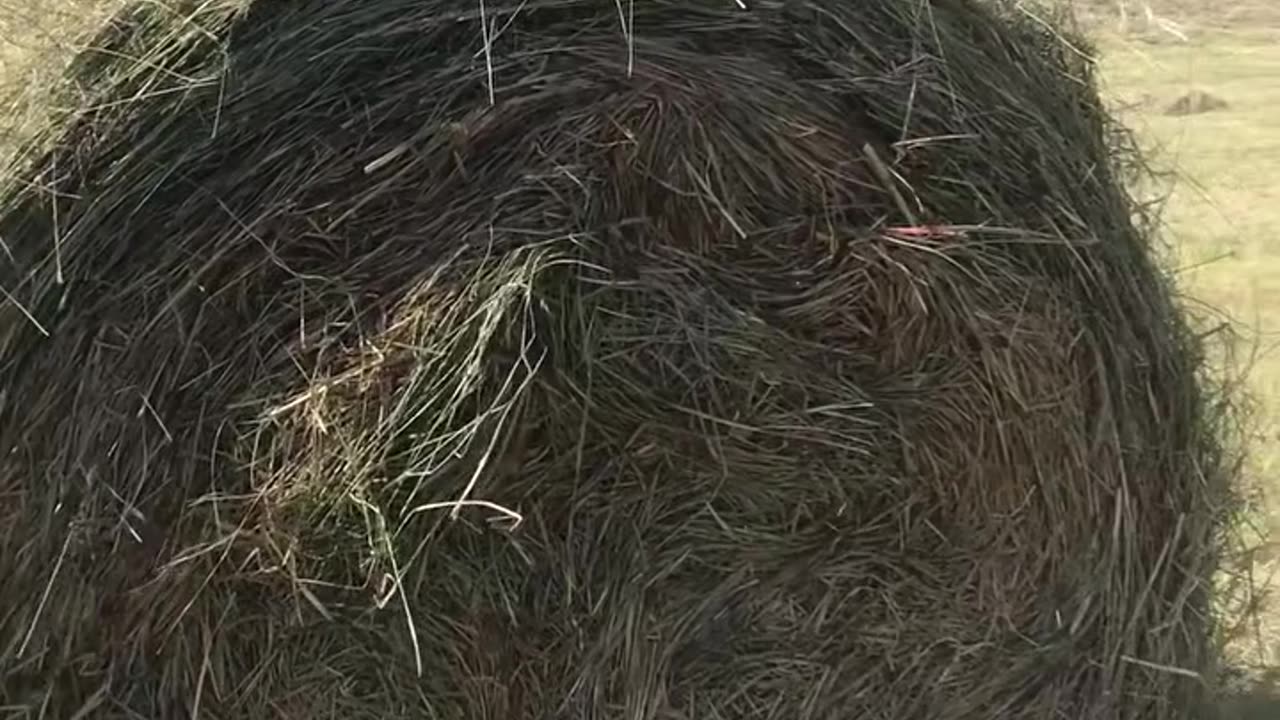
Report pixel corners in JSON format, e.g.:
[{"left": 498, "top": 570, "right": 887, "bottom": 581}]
[{"left": 0, "top": 0, "right": 1238, "bottom": 718}]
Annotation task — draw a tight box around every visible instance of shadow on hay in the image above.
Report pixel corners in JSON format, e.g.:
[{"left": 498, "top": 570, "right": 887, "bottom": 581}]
[
  {"left": 1220, "top": 693, "right": 1280, "bottom": 720},
  {"left": 1215, "top": 668, "right": 1280, "bottom": 720},
  {"left": 0, "top": 0, "right": 1240, "bottom": 718}
]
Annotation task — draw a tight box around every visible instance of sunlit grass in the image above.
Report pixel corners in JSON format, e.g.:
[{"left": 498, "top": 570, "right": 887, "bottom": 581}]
[{"left": 1098, "top": 26, "right": 1280, "bottom": 671}]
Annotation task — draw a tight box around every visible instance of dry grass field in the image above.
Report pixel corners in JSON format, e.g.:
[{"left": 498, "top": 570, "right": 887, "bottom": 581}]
[
  {"left": 1080, "top": 2, "right": 1280, "bottom": 715},
  {"left": 1089, "top": 0, "right": 1280, "bottom": 658},
  {"left": 0, "top": 0, "right": 1278, "bottom": 716}
]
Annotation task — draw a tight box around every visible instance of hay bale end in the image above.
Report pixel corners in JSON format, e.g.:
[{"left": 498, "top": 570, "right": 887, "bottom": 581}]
[{"left": 0, "top": 1, "right": 1236, "bottom": 718}]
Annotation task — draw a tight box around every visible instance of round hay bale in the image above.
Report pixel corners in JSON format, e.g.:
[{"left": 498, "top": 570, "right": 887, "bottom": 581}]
[{"left": 0, "top": 0, "right": 1235, "bottom": 718}]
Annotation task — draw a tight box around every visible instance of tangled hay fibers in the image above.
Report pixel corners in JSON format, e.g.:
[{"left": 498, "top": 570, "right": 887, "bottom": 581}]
[{"left": 0, "top": 0, "right": 1237, "bottom": 717}]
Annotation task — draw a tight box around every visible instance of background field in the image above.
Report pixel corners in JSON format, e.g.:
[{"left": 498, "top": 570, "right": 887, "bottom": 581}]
[
  {"left": 1083, "top": 0, "right": 1280, "bottom": 666},
  {"left": 1075, "top": 3, "right": 1280, "bottom": 715},
  {"left": 0, "top": 0, "right": 1277, "bottom": 716}
]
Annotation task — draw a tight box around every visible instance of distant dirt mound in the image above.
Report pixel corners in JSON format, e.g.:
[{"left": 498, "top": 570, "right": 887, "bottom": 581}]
[{"left": 1165, "top": 90, "right": 1231, "bottom": 116}]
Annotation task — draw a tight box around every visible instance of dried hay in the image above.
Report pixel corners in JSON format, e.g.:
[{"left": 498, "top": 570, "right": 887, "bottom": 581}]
[{"left": 0, "top": 0, "right": 1239, "bottom": 718}]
